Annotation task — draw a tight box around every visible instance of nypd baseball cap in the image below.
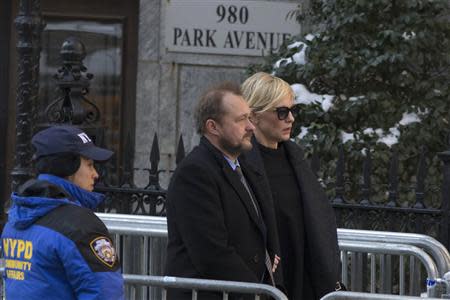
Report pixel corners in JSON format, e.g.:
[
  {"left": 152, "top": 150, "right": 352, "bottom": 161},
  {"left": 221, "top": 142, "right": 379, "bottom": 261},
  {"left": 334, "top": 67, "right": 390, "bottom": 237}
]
[{"left": 31, "top": 125, "right": 113, "bottom": 161}]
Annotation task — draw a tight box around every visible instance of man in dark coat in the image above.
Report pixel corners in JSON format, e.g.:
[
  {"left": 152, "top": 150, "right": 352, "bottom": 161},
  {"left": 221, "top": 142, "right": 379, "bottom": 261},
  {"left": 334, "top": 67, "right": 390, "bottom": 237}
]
[{"left": 164, "top": 82, "right": 283, "bottom": 299}]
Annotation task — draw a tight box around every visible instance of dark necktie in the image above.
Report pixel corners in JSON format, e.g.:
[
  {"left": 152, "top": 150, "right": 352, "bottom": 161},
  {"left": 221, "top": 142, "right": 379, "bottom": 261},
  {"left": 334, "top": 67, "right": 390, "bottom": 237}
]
[
  {"left": 235, "top": 165, "right": 260, "bottom": 216},
  {"left": 235, "top": 165, "right": 275, "bottom": 286}
]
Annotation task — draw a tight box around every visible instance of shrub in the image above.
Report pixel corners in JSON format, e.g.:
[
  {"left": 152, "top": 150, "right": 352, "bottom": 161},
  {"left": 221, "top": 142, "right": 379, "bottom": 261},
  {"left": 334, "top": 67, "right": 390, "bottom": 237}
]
[{"left": 248, "top": 0, "right": 450, "bottom": 205}]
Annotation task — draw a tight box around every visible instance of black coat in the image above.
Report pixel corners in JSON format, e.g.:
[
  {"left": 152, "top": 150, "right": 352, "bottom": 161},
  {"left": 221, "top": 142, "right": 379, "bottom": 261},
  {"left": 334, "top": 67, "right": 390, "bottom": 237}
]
[
  {"left": 244, "top": 138, "right": 340, "bottom": 299},
  {"left": 165, "top": 137, "right": 283, "bottom": 299}
]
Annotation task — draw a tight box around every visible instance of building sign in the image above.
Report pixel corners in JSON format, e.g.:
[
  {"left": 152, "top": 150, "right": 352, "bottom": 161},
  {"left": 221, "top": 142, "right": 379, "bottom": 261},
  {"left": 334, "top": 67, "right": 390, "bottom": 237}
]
[{"left": 165, "top": 0, "right": 301, "bottom": 56}]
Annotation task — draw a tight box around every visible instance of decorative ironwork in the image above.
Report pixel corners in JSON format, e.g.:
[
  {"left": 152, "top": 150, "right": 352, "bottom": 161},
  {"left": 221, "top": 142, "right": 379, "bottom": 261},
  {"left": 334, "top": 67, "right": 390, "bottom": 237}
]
[
  {"left": 45, "top": 37, "right": 100, "bottom": 125},
  {"left": 148, "top": 133, "right": 162, "bottom": 189},
  {"left": 386, "top": 149, "right": 399, "bottom": 207},
  {"left": 437, "top": 143, "right": 450, "bottom": 249},
  {"left": 11, "top": 0, "right": 45, "bottom": 191},
  {"left": 333, "top": 145, "right": 345, "bottom": 204},
  {"left": 414, "top": 146, "right": 427, "bottom": 209},
  {"left": 330, "top": 141, "right": 450, "bottom": 250},
  {"left": 360, "top": 149, "right": 371, "bottom": 205},
  {"left": 175, "top": 135, "right": 185, "bottom": 165},
  {"left": 88, "top": 129, "right": 450, "bottom": 251},
  {"left": 94, "top": 134, "right": 186, "bottom": 216}
]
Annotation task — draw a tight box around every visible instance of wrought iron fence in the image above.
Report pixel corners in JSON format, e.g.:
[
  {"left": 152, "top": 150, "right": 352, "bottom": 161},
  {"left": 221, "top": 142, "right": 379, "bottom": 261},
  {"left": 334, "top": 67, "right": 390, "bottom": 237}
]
[
  {"left": 94, "top": 133, "right": 450, "bottom": 252},
  {"left": 320, "top": 145, "right": 450, "bottom": 251},
  {"left": 94, "top": 133, "right": 185, "bottom": 216}
]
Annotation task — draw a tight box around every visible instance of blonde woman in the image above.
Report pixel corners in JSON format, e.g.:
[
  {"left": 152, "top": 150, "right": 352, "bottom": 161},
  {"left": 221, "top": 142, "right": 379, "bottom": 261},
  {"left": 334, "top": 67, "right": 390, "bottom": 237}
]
[{"left": 241, "top": 72, "right": 341, "bottom": 299}]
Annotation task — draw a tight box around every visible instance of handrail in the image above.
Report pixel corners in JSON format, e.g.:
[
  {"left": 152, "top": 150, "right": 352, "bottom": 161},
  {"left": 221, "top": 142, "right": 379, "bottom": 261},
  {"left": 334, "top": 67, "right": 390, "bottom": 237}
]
[
  {"left": 97, "top": 214, "right": 450, "bottom": 276},
  {"left": 97, "top": 213, "right": 167, "bottom": 237},
  {"left": 339, "top": 240, "right": 439, "bottom": 280},
  {"left": 338, "top": 228, "right": 450, "bottom": 277},
  {"left": 123, "top": 274, "right": 288, "bottom": 300},
  {"left": 321, "top": 291, "right": 442, "bottom": 300},
  {"left": 97, "top": 214, "right": 450, "bottom": 277},
  {"left": 97, "top": 214, "right": 450, "bottom": 298}
]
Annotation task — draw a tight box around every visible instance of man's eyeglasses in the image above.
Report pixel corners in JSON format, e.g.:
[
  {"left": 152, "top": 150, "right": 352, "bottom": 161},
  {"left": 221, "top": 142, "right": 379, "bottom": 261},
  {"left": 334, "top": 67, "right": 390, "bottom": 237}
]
[{"left": 273, "top": 106, "right": 299, "bottom": 120}]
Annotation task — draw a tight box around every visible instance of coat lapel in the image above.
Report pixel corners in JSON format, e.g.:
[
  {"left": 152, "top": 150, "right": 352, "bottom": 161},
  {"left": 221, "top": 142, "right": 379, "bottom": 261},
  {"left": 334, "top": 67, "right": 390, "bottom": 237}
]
[
  {"left": 240, "top": 161, "right": 271, "bottom": 236},
  {"left": 284, "top": 140, "right": 306, "bottom": 167},
  {"left": 244, "top": 137, "right": 278, "bottom": 204},
  {"left": 200, "top": 137, "right": 265, "bottom": 235},
  {"left": 244, "top": 136, "right": 266, "bottom": 174},
  {"left": 222, "top": 165, "right": 265, "bottom": 235}
]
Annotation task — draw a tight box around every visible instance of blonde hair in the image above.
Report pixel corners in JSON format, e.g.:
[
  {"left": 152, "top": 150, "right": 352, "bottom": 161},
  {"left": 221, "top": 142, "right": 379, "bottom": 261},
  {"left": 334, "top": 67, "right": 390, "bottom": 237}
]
[{"left": 241, "top": 72, "right": 294, "bottom": 113}]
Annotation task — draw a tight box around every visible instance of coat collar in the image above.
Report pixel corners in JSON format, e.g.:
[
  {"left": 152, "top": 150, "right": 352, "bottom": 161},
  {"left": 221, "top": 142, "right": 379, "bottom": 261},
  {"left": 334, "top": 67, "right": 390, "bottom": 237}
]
[
  {"left": 200, "top": 136, "right": 228, "bottom": 167},
  {"left": 283, "top": 139, "right": 306, "bottom": 166},
  {"left": 199, "top": 135, "right": 265, "bottom": 177},
  {"left": 243, "top": 136, "right": 267, "bottom": 176},
  {"left": 246, "top": 136, "right": 306, "bottom": 164}
]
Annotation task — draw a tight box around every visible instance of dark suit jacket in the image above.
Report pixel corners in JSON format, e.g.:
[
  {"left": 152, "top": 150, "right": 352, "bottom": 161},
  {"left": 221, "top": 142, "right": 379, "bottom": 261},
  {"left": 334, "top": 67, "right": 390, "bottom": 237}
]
[
  {"left": 244, "top": 138, "right": 340, "bottom": 299},
  {"left": 165, "top": 137, "right": 283, "bottom": 299}
]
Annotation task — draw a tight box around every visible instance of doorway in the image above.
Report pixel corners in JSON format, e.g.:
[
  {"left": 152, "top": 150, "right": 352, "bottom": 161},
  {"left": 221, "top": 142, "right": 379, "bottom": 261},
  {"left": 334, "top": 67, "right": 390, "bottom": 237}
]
[{"left": 6, "top": 0, "right": 139, "bottom": 194}]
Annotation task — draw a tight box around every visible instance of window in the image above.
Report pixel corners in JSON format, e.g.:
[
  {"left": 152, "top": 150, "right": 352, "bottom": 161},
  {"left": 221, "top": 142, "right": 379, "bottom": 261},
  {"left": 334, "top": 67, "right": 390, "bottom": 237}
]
[
  {"left": 39, "top": 20, "right": 124, "bottom": 173},
  {"left": 10, "top": 0, "right": 140, "bottom": 181}
]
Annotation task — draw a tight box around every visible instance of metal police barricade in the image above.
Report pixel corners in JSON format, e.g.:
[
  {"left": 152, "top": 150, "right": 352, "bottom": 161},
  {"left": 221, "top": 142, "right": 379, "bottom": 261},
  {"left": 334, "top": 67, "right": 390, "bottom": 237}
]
[
  {"left": 321, "top": 291, "right": 443, "bottom": 300},
  {"left": 338, "top": 240, "right": 440, "bottom": 297},
  {"left": 337, "top": 229, "right": 450, "bottom": 277},
  {"left": 1, "top": 213, "right": 450, "bottom": 299},
  {"left": 0, "top": 265, "right": 288, "bottom": 300},
  {"left": 98, "top": 213, "right": 168, "bottom": 299},
  {"left": 337, "top": 230, "right": 450, "bottom": 296},
  {"left": 124, "top": 274, "right": 288, "bottom": 300},
  {"left": 96, "top": 214, "right": 450, "bottom": 299}
]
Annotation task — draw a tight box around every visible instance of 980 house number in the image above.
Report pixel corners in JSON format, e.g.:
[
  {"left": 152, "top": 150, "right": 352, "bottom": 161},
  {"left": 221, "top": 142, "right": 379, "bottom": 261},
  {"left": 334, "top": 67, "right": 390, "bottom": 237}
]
[{"left": 216, "top": 5, "right": 249, "bottom": 24}]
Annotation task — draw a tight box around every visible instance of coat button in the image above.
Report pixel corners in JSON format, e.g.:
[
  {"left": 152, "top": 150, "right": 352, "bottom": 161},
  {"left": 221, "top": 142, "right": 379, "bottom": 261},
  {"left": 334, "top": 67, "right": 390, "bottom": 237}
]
[{"left": 253, "top": 254, "right": 259, "bottom": 263}]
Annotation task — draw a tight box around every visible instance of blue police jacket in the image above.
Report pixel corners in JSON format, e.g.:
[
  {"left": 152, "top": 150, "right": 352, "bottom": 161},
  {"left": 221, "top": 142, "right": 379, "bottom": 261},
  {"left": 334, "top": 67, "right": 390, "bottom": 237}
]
[{"left": 1, "top": 174, "right": 125, "bottom": 300}]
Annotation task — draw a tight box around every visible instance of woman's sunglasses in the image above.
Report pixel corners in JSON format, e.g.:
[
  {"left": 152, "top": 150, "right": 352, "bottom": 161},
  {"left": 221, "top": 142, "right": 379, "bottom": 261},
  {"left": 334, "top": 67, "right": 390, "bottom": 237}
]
[{"left": 273, "top": 105, "right": 299, "bottom": 120}]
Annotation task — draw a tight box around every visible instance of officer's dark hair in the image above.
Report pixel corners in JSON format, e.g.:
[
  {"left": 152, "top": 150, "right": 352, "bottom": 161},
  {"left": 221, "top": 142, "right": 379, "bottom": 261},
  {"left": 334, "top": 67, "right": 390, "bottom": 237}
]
[
  {"left": 195, "top": 81, "right": 242, "bottom": 135},
  {"left": 34, "top": 153, "right": 81, "bottom": 178}
]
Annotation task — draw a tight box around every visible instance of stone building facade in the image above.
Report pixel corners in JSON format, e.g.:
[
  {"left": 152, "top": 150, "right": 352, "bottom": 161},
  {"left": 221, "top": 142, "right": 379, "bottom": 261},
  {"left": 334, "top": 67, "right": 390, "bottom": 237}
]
[
  {"left": 0, "top": 0, "right": 304, "bottom": 203},
  {"left": 134, "top": 0, "right": 301, "bottom": 186}
]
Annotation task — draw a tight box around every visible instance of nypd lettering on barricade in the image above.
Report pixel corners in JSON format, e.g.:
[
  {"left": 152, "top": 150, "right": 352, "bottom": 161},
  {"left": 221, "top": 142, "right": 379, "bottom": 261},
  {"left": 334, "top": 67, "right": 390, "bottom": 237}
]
[{"left": 165, "top": 0, "right": 300, "bottom": 56}]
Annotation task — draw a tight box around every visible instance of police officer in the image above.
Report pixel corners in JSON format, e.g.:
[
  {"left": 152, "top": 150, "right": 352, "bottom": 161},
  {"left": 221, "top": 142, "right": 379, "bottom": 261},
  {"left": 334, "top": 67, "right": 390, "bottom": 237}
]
[{"left": 1, "top": 125, "right": 124, "bottom": 300}]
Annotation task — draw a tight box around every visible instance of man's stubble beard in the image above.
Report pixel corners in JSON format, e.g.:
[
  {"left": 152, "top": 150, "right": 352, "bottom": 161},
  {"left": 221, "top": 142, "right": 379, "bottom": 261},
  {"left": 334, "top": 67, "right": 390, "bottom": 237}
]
[{"left": 218, "top": 135, "right": 253, "bottom": 158}]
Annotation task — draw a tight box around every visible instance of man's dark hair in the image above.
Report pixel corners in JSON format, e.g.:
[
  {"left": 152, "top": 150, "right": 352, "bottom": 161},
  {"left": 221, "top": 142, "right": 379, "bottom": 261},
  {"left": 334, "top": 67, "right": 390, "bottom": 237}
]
[{"left": 194, "top": 81, "right": 242, "bottom": 135}]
